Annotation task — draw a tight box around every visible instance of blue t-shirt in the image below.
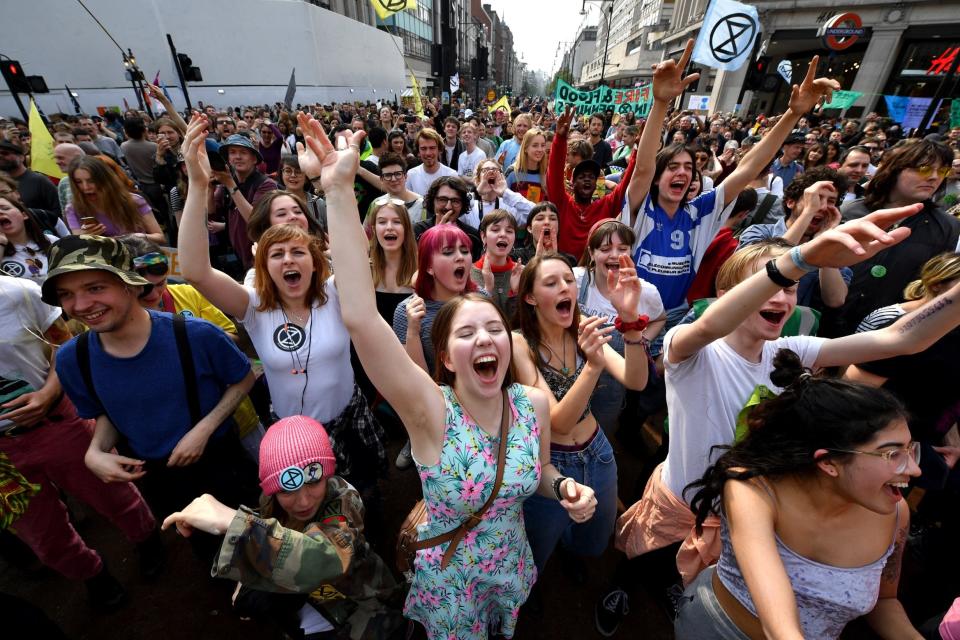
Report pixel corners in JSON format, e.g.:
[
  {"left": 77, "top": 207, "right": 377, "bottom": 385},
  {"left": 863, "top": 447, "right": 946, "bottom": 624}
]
[
  {"left": 630, "top": 185, "right": 730, "bottom": 310},
  {"left": 57, "top": 311, "right": 251, "bottom": 459},
  {"left": 495, "top": 138, "right": 522, "bottom": 169}
]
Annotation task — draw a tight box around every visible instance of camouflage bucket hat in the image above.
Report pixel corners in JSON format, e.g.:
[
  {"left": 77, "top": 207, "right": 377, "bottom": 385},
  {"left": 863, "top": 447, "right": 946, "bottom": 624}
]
[{"left": 41, "top": 235, "right": 153, "bottom": 306}]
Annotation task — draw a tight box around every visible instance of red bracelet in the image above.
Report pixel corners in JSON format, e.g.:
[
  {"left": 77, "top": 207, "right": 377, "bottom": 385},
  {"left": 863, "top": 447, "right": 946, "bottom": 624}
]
[{"left": 614, "top": 314, "right": 649, "bottom": 334}]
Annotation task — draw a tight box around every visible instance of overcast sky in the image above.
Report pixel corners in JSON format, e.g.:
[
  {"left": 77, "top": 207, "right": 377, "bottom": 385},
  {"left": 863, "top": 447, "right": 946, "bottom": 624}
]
[{"left": 481, "top": 0, "right": 602, "bottom": 76}]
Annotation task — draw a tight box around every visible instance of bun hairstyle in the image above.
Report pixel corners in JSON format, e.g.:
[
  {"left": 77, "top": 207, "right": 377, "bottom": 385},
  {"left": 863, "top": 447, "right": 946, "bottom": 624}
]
[{"left": 686, "top": 349, "right": 907, "bottom": 532}]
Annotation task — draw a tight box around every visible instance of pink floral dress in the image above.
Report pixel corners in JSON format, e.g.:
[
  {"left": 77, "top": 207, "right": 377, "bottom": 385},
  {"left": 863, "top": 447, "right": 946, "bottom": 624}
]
[{"left": 404, "top": 383, "right": 541, "bottom": 639}]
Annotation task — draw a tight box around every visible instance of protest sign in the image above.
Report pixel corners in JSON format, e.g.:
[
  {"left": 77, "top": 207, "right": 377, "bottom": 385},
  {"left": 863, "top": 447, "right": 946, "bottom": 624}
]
[
  {"left": 821, "top": 89, "right": 862, "bottom": 110},
  {"left": 553, "top": 78, "right": 652, "bottom": 117}
]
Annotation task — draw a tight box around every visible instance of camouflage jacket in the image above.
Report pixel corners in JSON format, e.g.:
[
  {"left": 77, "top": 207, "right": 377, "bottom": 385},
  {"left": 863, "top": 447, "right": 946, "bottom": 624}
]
[{"left": 213, "top": 476, "right": 405, "bottom": 639}]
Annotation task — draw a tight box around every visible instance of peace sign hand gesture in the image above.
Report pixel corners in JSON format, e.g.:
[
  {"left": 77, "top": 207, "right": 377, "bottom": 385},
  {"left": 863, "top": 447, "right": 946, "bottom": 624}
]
[
  {"left": 788, "top": 56, "right": 841, "bottom": 116},
  {"left": 652, "top": 39, "right": 700, "bottom": 103}
]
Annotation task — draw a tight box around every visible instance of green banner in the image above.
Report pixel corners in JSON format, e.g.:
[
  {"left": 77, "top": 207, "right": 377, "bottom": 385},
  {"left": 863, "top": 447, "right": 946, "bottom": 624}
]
[
  {"left": 951, "top": 99, "right": 960, "bottom": 129},
  {"left": 821, "top": 89, "right": 863, "bottom": 111},
  {"left": 554, "top": 79, "right": 652, "bottom": 117}
]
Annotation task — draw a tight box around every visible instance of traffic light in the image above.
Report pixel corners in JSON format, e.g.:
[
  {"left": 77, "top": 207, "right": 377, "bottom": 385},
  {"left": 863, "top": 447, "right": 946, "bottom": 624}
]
[
  {"left": 478, "top": 47, "right": 488, "bottom": 80},
  {"left": 745, "top": 56, "right": 772, "bottom": 90},
  {"left": 176, "top": 53, "right": 203, "bottom": 82},
  {"left": 28, "top": 76, "right": 49, "bottom": 93},
  {"left": 431, "top": 44, "right": 443, "bottom": 77},
  {"left": 2, "top": 60, "right": 33, "bottom": 94}
]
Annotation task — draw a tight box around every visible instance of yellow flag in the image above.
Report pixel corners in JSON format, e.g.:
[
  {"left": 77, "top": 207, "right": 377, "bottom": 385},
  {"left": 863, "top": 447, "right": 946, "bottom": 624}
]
[
  {"left": 371, "top": 0, "right": 416, "bottom": 20},
  {"left": 489, "top": 95, "right": 511, "bottom": 116},
  {"left": 28, "top": 100, "right": 64, "bottom": 179},
  {"left": 410, "top": 72, "right": 425, "bottom": 118}
]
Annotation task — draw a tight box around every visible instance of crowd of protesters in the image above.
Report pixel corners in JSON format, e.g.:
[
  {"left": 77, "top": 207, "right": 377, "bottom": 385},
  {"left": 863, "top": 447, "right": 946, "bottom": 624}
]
[{"left": 2, "top": 36, "right": 960, "bottom": 640}]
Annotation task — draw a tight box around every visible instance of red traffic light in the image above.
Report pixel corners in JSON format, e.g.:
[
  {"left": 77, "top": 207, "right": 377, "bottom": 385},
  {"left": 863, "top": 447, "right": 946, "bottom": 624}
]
[{"left": 8, "top": 63, "right": 18, "bottom": 75}]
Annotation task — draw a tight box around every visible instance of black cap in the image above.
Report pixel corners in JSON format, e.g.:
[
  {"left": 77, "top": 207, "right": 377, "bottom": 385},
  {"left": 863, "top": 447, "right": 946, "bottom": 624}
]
[
  {"left": 783, "top": 132, "right": 805, "bottom": 146},
  {"left": 572, "top": 159, "right": 602, "bottom": 179}
]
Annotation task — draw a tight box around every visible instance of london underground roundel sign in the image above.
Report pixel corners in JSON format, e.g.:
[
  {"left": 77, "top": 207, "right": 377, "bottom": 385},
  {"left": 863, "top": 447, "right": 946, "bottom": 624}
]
[{"left": 818, "top": 13, "right": 866, "bottom": 51}]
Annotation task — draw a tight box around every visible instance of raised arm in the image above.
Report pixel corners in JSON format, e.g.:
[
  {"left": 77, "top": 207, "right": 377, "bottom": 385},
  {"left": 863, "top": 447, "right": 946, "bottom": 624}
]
[
  {"left": 546, "top": 106, "right": 573, "bottom": 206},
  {"left": 667, "top": 204, "right": 922, "bottom": 364},
  {"left": 720, "top": 57, "right": 839, "bottom": 208},
  {"left": 600, "top": 255, "right": 650, "bottom": 390},
  {"left": 176, "top": 116, "right": 251, "bottom": 318},
  {"left": 626, "top": 40, "right": 700, "bottom": 222},
  {"left": 296, "top": 113, "right": 444, "bottom": 450},
  {"left": 146, "top": 83, "right": 188, "bottom": 133}
]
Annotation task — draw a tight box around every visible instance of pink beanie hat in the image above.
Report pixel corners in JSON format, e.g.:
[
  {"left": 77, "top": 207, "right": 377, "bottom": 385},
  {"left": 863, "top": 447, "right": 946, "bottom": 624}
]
[{"left": 259, "top": 416, "right": 336, "bottom": 496}]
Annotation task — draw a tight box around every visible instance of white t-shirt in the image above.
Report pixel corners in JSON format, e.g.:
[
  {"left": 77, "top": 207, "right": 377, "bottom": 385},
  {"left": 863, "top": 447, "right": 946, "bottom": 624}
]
[
  {"left": 572, "top": 267, "right": 665, "bottom": 329},
  {"left": 406, "top": 162, "right": 458, "bottom": 196},
  {"left": 242, "top": 277, "right": 354, "bottom": 423},
  {"left": 0, "top": 233, "right": 57, "bottom": 283},
  {"left": 660, "top": 327, "right": 825, "bottom": 499},
  {"left": 457, "top": 147, "right": 487, "bottom": 179},
  {"left": 461, "top": 189, "right": 534, "bottom": 229},
  {"left": 0, "top": 277, "right": 61, "bottom": 429}
]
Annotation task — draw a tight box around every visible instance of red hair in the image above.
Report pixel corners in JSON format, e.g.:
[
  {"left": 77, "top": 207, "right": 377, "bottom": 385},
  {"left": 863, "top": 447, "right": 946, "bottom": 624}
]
[{"left": 415, "top": 224, "right": 478, "bottom": 300}]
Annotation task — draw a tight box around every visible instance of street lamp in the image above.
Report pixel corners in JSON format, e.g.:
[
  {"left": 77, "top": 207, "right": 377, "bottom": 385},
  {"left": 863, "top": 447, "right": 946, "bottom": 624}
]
[
  {"left": 581, "top": 0, "right": 614, "bottom": 87},
  {"left": 122, "top": 48, "right": 153, "bottom": 117}
]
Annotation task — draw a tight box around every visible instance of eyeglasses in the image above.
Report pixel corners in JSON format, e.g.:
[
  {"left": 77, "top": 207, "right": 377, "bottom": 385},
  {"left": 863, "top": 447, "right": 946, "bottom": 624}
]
[
  {"left": 914, "top": 165, "right": 951, "bottom": 180},
  {"left": 828, "top": 441, "right": 920, "bottom": 475},
  {"left": 434, "top": 196, "right": 463, "bottom": 207},
  {"left": 381, "top": 170, "right": 405, "bottom": 181},
  {"left": 480, "top": 166, "right": 502, "bottom": 175},
  {"left": 373, "top": 195, "right": 407, "bottom": 208},
  {"left": 281, "top": 168, "right": 303, "bottom": 177}
]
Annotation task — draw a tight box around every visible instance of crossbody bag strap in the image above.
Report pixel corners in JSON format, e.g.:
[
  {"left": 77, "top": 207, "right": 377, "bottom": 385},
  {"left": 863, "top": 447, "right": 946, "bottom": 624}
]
[
  {"left": 414, "top": 389, "right": 512, "bottom": 569},
  {"left": 172, "top": 314, "right": 202, "bottom": 425}
]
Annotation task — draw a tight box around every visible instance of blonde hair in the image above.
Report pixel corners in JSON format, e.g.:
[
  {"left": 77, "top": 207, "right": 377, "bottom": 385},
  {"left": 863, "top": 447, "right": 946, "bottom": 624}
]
[
  {"left": 512, "top": 127, "right": 548, "bottom": 190},
  {"left": 903, "top": 252, "right": 960, "bottom": 301},
  {"left": 715, "top": 240, "right": 791, "bottom": 293},
  {"left": 365, "top": 202, "right": 418, "bottom": 289}
]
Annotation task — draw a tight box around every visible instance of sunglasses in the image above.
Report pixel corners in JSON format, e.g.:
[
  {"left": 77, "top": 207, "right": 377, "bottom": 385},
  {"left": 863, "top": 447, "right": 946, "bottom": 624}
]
[
  {"left": 373, "top": 195, "right": 407, "bottom": 207},
  {"left": 133, "top": 252, "right": 169, "bottom": 277},
  {"left": 136, "top": 263, "right": 169, "bottom": 277},
  {"left": 915, "top": 165, "right": 951, "bottom": 180}
]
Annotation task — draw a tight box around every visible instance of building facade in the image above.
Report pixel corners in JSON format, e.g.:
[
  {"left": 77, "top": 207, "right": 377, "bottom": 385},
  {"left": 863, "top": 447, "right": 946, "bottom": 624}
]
[
  {"left": 2, "top": 0, "right": 407, "bottom": 116},
  {"left": 659, "top": 0, "right": 959, "bottom": 119},
  {"left": 579, "top": 0, "right": 672, "bottom": 88}
]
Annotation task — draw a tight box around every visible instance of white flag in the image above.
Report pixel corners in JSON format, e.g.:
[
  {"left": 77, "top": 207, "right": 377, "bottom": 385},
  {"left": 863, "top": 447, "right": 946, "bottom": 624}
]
[
  {"left": 777, "top": 59, "right": 792, "bottom": 84},
  {"left": 450, "top": 73, "right": 460, "bottom": 94},
  {"left": 692, "top": 0, "right": 760, "bottom": 72}
]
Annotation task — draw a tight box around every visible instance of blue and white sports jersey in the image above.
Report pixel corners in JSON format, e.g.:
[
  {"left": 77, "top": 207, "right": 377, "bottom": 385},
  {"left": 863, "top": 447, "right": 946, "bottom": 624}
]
[{"left": 630, "top": 184, "right": 731, "bottom": 310}]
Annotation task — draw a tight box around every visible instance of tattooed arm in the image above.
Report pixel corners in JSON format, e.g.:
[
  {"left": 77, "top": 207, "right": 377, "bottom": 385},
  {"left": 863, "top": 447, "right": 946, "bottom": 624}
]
[
  {"left": 864, "top": 504, "right": 923, "bottom": 639},
  {"left": 815, "top": 280, "right": 960, "bottom": 368}
]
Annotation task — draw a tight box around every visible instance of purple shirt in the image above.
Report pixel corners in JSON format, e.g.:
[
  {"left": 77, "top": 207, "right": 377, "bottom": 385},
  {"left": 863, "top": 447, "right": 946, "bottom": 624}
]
[{"left": 65, "top": 194, "right": 152, "bottom": 236}]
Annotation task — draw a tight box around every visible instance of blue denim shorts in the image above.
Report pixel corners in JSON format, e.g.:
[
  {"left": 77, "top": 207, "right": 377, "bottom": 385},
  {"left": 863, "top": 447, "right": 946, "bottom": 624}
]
[{"left": 522, "top": 428, "right": 618, "bottom": 571}]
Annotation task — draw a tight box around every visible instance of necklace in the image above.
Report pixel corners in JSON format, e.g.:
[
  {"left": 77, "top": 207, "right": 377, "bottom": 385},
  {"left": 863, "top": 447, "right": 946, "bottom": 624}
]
[{"left": 543, "top": 335, "right": 571, "bottom": 376}]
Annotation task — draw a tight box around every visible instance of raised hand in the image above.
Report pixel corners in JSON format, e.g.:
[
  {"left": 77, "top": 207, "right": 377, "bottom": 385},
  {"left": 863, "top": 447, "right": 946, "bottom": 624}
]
[
  {"left": 481, "top": 255, "right": 495, "bottom": 292},
  {"left": 406, "top": 294, "right": 426, "bottom": 332},
  {"left": 296, "top": 112, "right": 365, "bottom": 191},
  {"left": 509, "top": 259, "right": 523, "bottom": 295},
  {"left": 652, "top": 39, "right": 700, "bottom": 103},
  {"left": 606, "top": 254, "right": 641, "bottom": 319},
  {"left": 556, "top": 104, "right": 577, "bottom": 137},
  {"left": 798, "top": 203, "right": 923, "bottom": 269},
  {"left": 788, "top": 56, "right": 840, "bottom": 116},
  {"left": 578, "top": 315, "right": 613, "bottom": 367},
  {"left": 182, "top": 115, "right": 213, "bottom": 185}
]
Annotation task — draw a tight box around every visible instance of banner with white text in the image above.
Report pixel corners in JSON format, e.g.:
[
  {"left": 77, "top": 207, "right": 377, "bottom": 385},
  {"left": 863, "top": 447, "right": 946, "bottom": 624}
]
[{"left": 554, "top": 79, "right": 652, "bottom": 117}]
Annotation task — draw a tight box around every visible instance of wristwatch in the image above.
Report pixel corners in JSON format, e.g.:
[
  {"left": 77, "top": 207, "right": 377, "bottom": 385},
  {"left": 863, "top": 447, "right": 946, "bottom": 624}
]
[
  {"left": 553, "top": 476, "right": 570, "bottom": 501},
  {"left": 230, "top": 185, "right": 241, "bottom": 195}
]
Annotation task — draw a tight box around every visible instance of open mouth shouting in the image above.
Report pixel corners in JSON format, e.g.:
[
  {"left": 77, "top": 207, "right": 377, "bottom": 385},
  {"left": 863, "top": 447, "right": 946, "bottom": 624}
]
[
  {"left": 555, "top": 298, "right": 573, "bottom": 324},
  {"left": 668, "top": 177, "right": 689, "bottom": 199},
  {"left": 884, "top": 480, "right": 909, "bottom": 502},
  {"left": 283, "top": 270, "right": 302, "bottom": 285},
  {"left": 453, "top": 266, "right": 467, "bottom": 281},
  {"left": 759, "top": 309, "right": 786, "bottom": 326},
  {"left": 382, "top": 231, "right": 399, "bottom": 243},
  {"left": 473, "top": 354, "right": 499, "bottom": 383}
]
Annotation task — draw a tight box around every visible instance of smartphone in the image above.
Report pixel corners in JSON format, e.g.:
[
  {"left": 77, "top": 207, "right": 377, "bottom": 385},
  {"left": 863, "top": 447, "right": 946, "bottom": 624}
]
[
  {"left": 404, "top": 115, "right": 417, "bottom": 123},
  {"left": 80, "top": 216, "right": 98, "bottom": 226}
]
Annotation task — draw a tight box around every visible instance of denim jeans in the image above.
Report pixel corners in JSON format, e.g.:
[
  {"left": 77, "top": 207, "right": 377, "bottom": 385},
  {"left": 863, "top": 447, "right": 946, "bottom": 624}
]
[
  {"left": 674, "top": 566, "right": 750, "bottom": 640},
  {"left": 522, "top": 428, "right": 618, "bottom": 571}
]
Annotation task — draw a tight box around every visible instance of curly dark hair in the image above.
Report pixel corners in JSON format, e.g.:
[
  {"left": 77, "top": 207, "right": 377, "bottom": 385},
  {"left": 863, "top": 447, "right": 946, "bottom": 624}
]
[
  {"left": 685, "top": 348, "right": 907, "bottom": 532},
  {"left": 423, "top": 176, "right": 470, "bottom": 218},
  {"left": 782, "top": 166, "right": 848, "bottom": 218}
]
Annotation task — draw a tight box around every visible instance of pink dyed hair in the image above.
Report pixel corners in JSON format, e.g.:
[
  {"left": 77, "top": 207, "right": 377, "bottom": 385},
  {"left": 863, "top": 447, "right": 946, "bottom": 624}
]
[{"left": 415, "top": 224, "right": 478, "bottom": 300}]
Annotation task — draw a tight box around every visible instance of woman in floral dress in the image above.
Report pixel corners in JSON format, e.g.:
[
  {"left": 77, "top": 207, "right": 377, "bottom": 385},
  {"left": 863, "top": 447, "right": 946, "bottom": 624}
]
[{"left": 296, "top": 112, "right": 598, "bottom": 639}]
